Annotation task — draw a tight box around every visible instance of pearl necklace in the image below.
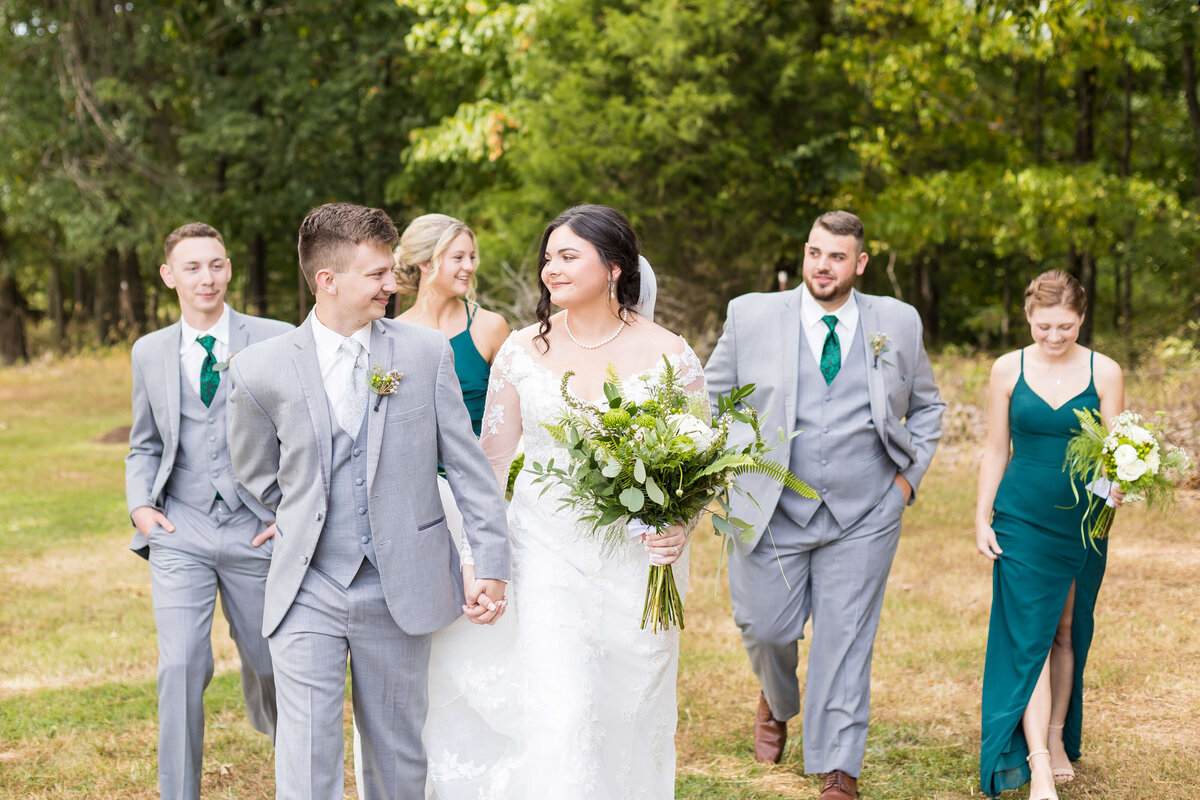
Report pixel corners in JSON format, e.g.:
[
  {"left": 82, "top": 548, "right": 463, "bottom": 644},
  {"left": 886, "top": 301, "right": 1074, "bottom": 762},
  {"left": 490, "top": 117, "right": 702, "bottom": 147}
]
[{"left": 564, "top": 310, "right": 627, "bottom": 349}]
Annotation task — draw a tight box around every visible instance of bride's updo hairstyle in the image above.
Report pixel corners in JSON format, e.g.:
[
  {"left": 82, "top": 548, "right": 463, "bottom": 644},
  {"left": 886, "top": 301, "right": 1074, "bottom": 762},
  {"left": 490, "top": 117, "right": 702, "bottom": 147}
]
[
  {"left": 394, "top": 213, "right": 478, "bottom": 303},
  {"left": 534, "top": 204, "right": 642, "bottom": 353},
  {"left": 1024, "top": 269, "right": 1087, "bottom": 317}
]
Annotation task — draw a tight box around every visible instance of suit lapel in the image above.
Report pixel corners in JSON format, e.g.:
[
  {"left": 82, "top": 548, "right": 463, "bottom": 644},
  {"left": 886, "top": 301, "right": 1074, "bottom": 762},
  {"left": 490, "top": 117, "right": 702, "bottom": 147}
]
[
  {"left": 162, "top": 322, "right": 183, "bottom": 449},
  {"left": 292, "top": 321, "right": 334, "bottom": 491},
  {"left": 366, "top": 320, "right": 394, "bottom": 491},
  {"left": 779, "top": 289, "right": 801, "bottom": 435},
  {"left": 856, "top": 290, "right": 889, "bottom": 449},
  {"left": 228, "top": 308, "right": 251, "bottom": 355}
]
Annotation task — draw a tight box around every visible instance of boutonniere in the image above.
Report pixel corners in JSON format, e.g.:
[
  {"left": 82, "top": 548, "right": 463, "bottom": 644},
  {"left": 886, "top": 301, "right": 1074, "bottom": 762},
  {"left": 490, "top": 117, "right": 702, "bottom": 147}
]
[
  {"left": 214, "top": 351, "right": 239, "bottom": 372},
  {"left": 368, "top": 365, "right": 403, "bottom": 411},
  {"left": 869, "top": 332, "right": 892, "bottom": 368}
]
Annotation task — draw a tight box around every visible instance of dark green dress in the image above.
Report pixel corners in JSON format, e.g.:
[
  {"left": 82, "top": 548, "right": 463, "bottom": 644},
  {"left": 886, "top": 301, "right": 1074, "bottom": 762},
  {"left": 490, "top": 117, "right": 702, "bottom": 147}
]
[
  {"left": 980, "top": 349, "right": 1108, "bottom": 797},
  {"left": 449, "top": 300, "right": 491, "bottom": 437}
]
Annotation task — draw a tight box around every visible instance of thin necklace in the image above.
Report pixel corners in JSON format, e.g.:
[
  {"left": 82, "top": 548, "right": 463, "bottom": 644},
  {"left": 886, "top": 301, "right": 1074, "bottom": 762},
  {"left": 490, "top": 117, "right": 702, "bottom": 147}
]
[{"left": 564, "top": 310, "right": 627, "bottom": 349}]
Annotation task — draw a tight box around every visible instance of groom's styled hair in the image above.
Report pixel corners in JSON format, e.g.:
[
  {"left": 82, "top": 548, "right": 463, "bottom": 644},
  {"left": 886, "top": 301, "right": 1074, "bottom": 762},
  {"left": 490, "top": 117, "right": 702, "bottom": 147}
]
[
  {"left": 298, "top": 203, "right": 399, "bottom": 292},
  {"left": 813, "top": 210, "right": 865, "bottom": 255}
]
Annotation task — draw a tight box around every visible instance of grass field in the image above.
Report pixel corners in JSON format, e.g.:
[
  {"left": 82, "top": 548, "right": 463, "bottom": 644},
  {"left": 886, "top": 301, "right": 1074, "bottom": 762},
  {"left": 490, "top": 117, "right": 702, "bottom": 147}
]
[{"left": 1, "top": 351, "right": 1197, "bottom": 799}]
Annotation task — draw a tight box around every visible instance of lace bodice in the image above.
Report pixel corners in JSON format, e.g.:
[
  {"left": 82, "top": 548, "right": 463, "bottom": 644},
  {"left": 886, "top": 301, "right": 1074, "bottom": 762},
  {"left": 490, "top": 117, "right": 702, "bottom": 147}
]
[{"left": 480, "top": 335, "right": 707, "bottom": 491}]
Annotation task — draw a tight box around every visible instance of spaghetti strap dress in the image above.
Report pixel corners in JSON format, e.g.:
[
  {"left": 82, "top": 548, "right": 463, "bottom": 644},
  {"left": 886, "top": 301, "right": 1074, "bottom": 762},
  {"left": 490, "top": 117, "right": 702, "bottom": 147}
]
[
  {"left": 448, "top": 300, "right": 491, "bottom": 437},
  {"left": 980, "top": 348, "right": 1108, "bottom": 797}
]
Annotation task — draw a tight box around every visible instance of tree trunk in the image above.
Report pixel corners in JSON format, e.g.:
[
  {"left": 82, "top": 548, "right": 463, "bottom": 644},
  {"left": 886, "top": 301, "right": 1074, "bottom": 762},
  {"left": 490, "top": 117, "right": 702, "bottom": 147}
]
[
  {"left": 915, "top": 253, "right": 940, "bottom": 347},
  {"left": 1000, "top": 260, "right": 1013, "bottom": 348},
  {"left": 73, "top": 264, "right": 92, "bottom": 322},
  {"left": 1034, "top": 61, "right": 1045, "bottom": 165},
  {"left": 94, "top": 247, "right": 121, "bottom": 344},
  {"left": 48, "top": 258, "right": 66, "bottom": 349},
  {"left": 120, "top": 245, "right": 147, "bottom": 336},
  {"left": 1117, "top": 63, "right": 1135, "bottom": 340},
  {"left": 0, "top": 274, "right": 30, "bottom": 365},
  {"left": 1073, "top": 67, "right": 1098, "bottom": 345},
  {"left": 249, "top": 231, "right": 268, "bottom": 318},
  {"left": 1181, "top": 21, "right": 1200, "bottom": 201}
]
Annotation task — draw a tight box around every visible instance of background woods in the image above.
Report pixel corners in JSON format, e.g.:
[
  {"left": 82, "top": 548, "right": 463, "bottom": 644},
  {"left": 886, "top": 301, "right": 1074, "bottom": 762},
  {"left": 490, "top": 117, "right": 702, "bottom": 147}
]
[{"left": 2, "top": 0, "right": 1200, "bottom": 362}]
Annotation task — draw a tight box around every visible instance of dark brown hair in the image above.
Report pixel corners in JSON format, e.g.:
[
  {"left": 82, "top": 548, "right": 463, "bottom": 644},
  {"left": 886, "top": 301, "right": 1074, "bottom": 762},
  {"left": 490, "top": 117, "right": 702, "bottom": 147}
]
[
  {"left": 163, "top": 222, "right": 224, "bottom": 260},
  {"left": 298, "top": 203, "right": 399, "bottom": 292},
  {"left": 812, "top": 210, "right": 865, "bottom": 253},
  {"left": 534, "top": 204, "right": 641, "bottom": 353},
  {"left": 1024, "top": 269, "right": 1087, "bottom": 316}
]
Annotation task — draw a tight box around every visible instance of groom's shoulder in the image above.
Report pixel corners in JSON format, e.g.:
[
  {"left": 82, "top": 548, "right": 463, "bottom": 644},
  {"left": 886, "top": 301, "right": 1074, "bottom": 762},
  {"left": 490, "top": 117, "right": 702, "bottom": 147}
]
[
  {"left": 234, "top": 309, "right": 295, "bottom": 340},
  {"left": 377, "top": 317, "right": 444, "bottom": 351},
  {"left": 238, "top": 324, "right": 303, "bottom": 365}
]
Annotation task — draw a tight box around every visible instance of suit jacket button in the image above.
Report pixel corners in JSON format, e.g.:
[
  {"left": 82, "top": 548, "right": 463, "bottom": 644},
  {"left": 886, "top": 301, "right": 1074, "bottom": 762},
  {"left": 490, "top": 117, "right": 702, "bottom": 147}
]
[
  {"left": 302, "top": 556, "right": 309, "bottom": 565},
  {"left": 316, "top": 513, "right": 323, "bottom": 521}
]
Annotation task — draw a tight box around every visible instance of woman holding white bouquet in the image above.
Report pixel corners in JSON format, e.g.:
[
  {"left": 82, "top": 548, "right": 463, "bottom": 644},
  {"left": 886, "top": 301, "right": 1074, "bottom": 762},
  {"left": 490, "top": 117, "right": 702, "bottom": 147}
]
[
  {"left": 975, "top": 270, "right": 1125, "bottom": 799},
  {"left": 470, "top": 204, "right": 702, "bottom": 797}
]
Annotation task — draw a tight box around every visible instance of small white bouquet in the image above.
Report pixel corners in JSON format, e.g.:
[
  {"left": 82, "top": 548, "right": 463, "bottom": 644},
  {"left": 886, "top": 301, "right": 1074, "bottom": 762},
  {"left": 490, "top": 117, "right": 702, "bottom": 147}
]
[{"left": 1063, "top": 409, "right": 1192, "bottom": 550}]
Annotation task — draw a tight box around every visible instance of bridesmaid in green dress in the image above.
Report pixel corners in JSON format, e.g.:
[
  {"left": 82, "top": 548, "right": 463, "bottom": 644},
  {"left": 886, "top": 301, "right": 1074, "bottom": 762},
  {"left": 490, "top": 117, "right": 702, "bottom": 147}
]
[{"left": 975, "top": 270, "right": 1124, "bottom": 800}]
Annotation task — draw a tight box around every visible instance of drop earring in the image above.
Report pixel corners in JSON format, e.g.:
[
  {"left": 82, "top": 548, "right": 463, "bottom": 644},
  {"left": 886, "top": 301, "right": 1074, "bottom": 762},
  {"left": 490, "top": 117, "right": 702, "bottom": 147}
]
[{"left": 609, "top": 278, "right": 615, "bottom": 299}]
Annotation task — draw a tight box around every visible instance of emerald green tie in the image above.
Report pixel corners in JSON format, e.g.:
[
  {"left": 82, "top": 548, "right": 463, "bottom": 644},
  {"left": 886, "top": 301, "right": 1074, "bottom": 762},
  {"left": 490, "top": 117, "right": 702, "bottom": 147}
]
[
  {"left": 197, "top": 335, "right": 220, "bottom": 407},
  {"left": 819, "top": 315, "right": 841, "bottom": 385}
]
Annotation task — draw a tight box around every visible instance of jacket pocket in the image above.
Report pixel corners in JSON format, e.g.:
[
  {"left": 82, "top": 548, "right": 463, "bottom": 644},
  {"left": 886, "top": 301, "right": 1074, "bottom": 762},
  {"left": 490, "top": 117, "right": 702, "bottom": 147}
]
[{"left": 416, "top": 515, "right": 446, "bottom": 531}]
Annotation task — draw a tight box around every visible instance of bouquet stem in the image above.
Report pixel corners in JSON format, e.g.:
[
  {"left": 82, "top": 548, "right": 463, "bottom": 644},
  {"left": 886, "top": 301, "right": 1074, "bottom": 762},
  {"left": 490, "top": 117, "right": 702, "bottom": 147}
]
[
  {"left": 642, "top": 564, "right": 685, "bottom": 633},
  {"left": 1085, "top": 504, "right": 1116, "bottom": 552}
]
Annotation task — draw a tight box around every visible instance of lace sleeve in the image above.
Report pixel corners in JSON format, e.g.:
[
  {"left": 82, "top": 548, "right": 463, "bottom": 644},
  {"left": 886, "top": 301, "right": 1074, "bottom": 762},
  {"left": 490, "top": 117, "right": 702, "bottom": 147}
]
[
  {"left": 480, "top": 336, "right": 524, "bottom": 491},
  {"left": 677, "top": 341, "right": 711, "bottom": 422}
]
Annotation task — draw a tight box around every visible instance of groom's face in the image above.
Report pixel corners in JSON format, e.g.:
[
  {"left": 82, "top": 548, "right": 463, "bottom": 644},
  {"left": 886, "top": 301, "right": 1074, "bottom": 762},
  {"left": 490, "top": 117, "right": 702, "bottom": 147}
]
[
  {"left": 802, "top": 225, "right": 867, "bottom": 310},
  {"left": 322, "top": 241, "right": 398, "bottom": 328}
]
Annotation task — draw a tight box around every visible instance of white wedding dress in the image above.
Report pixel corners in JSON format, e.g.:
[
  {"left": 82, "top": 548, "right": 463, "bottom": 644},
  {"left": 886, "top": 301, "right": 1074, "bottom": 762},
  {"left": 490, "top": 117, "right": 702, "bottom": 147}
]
[{"left": 423, "top": 333, "right": 706, "bottom": 799}]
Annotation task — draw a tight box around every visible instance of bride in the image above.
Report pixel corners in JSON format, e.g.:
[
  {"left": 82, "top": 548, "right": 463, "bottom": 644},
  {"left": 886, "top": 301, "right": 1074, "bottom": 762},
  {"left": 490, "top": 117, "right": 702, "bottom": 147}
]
[{"left": 425, "top": 204, "right": 704, "bottom": 798}]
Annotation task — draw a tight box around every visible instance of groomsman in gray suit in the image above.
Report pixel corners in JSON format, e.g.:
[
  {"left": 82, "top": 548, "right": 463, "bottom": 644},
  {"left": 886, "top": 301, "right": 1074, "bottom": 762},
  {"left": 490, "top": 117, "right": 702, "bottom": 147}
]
[
  {"left": 228, "top": 202, "right": 510, "bottom": 800},
  {"left": 705, "top": 211, "right": 944, "bottom": 800},
  {"left": 125, "top": 222, "right": 292, "bottom": 800}
]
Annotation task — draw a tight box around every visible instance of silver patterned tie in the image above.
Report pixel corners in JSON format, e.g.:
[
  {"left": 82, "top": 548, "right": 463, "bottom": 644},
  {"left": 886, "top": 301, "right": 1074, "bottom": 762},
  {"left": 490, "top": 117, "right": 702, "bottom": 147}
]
[{"left": 341, "top": 338, "right": 368, "bottom": 435}]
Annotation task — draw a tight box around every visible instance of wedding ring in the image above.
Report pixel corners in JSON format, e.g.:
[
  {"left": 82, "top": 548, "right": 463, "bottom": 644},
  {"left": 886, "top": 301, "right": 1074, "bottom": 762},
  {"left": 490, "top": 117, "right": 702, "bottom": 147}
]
[{"left": 672, "top": 546, "right": 680, "bottom": 556}]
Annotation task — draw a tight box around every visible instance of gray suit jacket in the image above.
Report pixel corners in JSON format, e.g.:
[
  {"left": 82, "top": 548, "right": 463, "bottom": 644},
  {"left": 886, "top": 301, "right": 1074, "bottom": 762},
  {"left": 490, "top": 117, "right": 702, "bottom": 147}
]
[
  {"left": 228, "top": 316, "right": 511, "bottom": 637},
  {"left": 125, "top": 309, "right": 294, "bottom": 558},
  {"left": 705, "top": 288, "right": 944, "bottom": 551}
]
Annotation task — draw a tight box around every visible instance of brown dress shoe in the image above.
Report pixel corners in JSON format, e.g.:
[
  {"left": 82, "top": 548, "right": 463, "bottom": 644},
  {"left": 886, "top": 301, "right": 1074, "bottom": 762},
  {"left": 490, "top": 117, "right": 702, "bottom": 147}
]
[
  {"left": 818, "top": 770, "right": 858, "bottom": 800},
  {"left": 753, "top": 693, "right": 786, "bottom": 763}
]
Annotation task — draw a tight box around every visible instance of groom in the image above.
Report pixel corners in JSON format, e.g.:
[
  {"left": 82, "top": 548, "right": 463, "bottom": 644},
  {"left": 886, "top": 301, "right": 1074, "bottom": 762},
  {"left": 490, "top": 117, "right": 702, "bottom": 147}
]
[
  {"left": 228, "top": 202, "right": 510, "bottom": 800},
  {"left": 705, "top": 211, "right": 944, "bottom": 800}
]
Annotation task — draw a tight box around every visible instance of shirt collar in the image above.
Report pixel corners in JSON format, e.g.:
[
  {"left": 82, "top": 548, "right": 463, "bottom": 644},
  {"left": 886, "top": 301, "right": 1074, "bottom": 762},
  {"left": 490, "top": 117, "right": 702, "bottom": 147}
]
[
  {"left": 799, "top": 285, "right": 858, "bottom": 332},
  {"left": 179, "top": 305, "right": 231, "bottom": 353},
  {"left": 310, "top": 310, "right": 372, "bottom": 358}
]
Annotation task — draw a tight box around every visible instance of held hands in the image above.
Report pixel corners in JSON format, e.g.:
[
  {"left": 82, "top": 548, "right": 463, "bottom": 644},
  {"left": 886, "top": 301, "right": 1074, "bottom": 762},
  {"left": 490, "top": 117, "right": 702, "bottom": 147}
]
[
  {"left": 976, "top": 521, "right": 1003, "bottom": 560},
  {"left": 131, "top": 506, "right": 174, "bottom": 537},
  {"left": 461, "top": 564, "right": 508, "bottom": 626},
  {"left": 643, "top": 523, "right": 688, "bottom": 566}
]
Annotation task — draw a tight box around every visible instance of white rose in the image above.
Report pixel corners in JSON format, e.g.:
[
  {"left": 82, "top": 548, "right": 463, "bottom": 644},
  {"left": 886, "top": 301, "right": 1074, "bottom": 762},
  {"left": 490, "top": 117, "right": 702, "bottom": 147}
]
[
  {"left": 668, "top": 413, "right": 713, "bottom": 448},
  {"left": 1112, "top": 443, "right": 1139, "bottom": 467},
  {"left": 1145, "top": 449, "right": 1161, "bottom": 474},
  {"left": 1115, "top": 459, "right": 1148, "bottom": 482},
  {"left": 1130, "top": 426, "right": 1153, "bottom": 445}
]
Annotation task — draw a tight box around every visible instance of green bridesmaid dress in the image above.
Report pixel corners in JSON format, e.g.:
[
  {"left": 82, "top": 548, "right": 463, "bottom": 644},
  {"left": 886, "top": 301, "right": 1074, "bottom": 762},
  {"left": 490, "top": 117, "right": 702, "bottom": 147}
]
[
  {"left": 980, "top": 349, "right": 1108, "bottom": 797},
  {"left": 449, "top": 300, "right": 492, "bottom": 437}
]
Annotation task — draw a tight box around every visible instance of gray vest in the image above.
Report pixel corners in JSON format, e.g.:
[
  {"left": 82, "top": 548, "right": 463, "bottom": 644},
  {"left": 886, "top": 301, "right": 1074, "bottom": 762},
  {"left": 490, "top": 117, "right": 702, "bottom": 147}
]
[
  {"left": 775, "top": 323, "right": 894, "bottom": 529},
  {"left": 309, "top": 407, "right": 378, "bottom": 587},
  {"left": 164, "top": 375, "right": 244, "bottom": 512}
]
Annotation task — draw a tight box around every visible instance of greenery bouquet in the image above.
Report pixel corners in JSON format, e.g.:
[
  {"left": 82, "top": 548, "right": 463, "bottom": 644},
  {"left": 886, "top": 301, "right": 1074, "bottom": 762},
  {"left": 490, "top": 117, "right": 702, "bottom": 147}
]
[
  {"left": 528, "top": 357, "right": 815, "bottom": 633},
  {"left": 1064, "top": 409, "right": 1192, "bottom": 550}
]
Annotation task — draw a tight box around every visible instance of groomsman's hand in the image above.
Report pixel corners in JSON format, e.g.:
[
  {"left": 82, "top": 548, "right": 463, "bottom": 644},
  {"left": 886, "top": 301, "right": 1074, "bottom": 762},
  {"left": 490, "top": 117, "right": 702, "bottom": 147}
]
[
  {"left": 893, "top": 473, "right": 913, "bottom": 505},
  {"left": 251, "top": 521, "right": 277, "bottom": 547},
  {"left": 131, "top": 505, "right": 174, "bottom": 537}
]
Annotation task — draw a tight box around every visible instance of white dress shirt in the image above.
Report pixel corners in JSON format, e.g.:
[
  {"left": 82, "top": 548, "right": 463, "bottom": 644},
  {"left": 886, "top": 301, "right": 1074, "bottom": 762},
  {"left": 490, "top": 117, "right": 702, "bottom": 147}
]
[
  {"left": 179, "top": 305, "right": 231, "bottom": 397},
  {"left": 799, "top": 285, "right": 859, "bottom": 367},
  {"left": 310, "top": 311, "right": 373, "bottom": 427}
]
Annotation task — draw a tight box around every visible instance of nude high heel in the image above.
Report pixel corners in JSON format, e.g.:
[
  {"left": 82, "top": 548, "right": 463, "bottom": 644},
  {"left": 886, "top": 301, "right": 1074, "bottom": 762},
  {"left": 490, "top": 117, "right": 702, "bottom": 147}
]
[
  {"left": 1048, "top": 723, "right": 1075, "bottom": 782},
  {"left": 1026, "top": 750, "right": 1059, "bottom": 800}
]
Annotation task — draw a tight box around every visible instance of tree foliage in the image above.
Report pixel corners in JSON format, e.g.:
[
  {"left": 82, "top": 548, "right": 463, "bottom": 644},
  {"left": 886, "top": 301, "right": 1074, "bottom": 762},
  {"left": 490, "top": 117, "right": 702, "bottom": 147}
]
[{"left": 1, "top": 0, "right": 1198, "bottom": 362}]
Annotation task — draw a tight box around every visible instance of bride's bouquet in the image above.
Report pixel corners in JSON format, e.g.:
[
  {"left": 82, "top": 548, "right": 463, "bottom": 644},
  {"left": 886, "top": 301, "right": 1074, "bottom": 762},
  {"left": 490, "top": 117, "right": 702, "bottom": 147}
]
[
  {"left": 1063, "top": 409, "right": 1192, "bottom": 550},
  {"left": 528, "top": 357, "right": 815, "bottom": 633}
]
